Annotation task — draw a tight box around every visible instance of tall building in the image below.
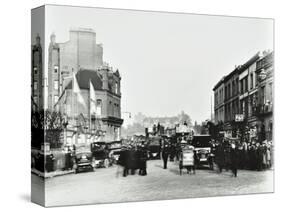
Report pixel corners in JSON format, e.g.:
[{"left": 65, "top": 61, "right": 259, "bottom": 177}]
[
  {"left": 255, "top": 51, "right": 274, "bottom": 141},
  {"left": 238, "top": 52, "right": 261, "bottom": 139},
  {"left": 31, "top": 34, "right": 44, "bottom": 111},
  {"left": 48, "top": 28, "right": 123, "bottom": 144},
  {"left": 213, "top": 50, "right": 274, "bottom": 142},
  {"left": 223, "top": 67, "right": 240, "bottom": 138},
  {"left": 48, "top": 28, "right": 104, "bottom": 110},
  {"left": 213, "top": 77, "right": 225, "bottom": 125}
]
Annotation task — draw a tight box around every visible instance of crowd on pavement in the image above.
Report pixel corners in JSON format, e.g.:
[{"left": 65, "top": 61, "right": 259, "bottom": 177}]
[
  {"left": 213, "top": 138, "right": 273, "bottom": 177},
  {"left": 117, "top": 136, "right": 273, "bottom": 178}
]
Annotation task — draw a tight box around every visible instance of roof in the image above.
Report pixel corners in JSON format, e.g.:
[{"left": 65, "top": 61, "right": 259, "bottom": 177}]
[
  {"left": 213, "top": 76, "right": 225, "bottom": 91},
  {"left": 65, "top": 69, "right": 103, "bottom": 90},
  {"left": 238, "top": 52, "right": 261, "bottom": 73}
]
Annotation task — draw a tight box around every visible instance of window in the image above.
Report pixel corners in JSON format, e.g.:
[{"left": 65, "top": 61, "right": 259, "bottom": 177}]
[
  {"left": 250, "top": 73, "right": 253, "bottom": 89},
  {"left": 54, "top": 80, "right": 59, "bottom": 90},
  {"left": 33, "top": 67, "right": 38, "bottom": 75},
  {"left": 115, "top": 82, "right": 118, "bottom": 94},
  {"left": 96, "top": 100, "right": 102, "bottom": 116},
  {"left": 240, "top": 80, "right": 243, "bottom": 94},
  {"left": 34, "top": 81, "right": 38, "bottom": 90},
  {"left": 261, "top": 86, "right": 265, "bottom": 104},
  {"left": 232, "top": 81, "right": 235, "bottom": 96},
  {"left": 34, "top": 96, "right": 38, "bottom": 104},
  {"left": 269, "top": 83, "right": 273, "bottom": 102},
  {"left": 245, "top": 78, "right": 248, "bottom": 92},
  {"left": 54, "top": 65, "right": 59, "bottom": 73},
  {"left": 54, "top": 95, "right": 58, "bottom": 103}
]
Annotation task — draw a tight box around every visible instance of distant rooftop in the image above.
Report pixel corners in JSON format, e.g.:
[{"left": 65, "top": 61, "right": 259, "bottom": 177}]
[{"left": 69, "top": 27, "right": 96, "bottom": 33}]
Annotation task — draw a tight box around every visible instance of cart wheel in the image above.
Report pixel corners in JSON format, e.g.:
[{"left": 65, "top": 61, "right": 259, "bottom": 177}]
[{"left": 104, "top": 159, "right": 109, "bottom": 168}]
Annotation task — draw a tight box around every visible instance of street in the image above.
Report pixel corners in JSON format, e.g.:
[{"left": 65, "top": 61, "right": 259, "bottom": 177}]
[{"left": 32, "top": 159, "right": 274, "bottom": 207}]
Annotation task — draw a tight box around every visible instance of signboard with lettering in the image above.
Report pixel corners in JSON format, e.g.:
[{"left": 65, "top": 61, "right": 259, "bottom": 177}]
[{"left": 235, "top": 114, "right": 244, "bottom": 122}]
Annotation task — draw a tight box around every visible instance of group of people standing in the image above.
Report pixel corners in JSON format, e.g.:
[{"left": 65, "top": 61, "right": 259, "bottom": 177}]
[
  {"left": 214, "top": 138, "right": 273, "bottom": 177},
  {"left": 118, "top": 143, "right": 148, "bottom": 177}
]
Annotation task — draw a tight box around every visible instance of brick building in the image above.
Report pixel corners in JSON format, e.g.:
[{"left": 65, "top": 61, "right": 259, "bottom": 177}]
[
  {"left": 48, "top": 28, "right": 103, "bottom": 110},
  {"left": 213, "top": 77, "right": 225, "bottom": 125},
  {"left": 31, "top": 34, "right": 44, "bottom": 111},
  {"left": 213, "top": 51, "right": 274, "bottom": 142},
  {"left": 255, "top": 51, "right": 274, "bottom": 141},
  {"left": 48, "top": 28, "right": 123, "bottom": 145},
  {"left": 56, "top": 66, "right": 123, "bottom": 145},
  {"left": 238, "top": 52, "right": 261, "bottom": 139},
  {"left": 223, "top": 67, "right": 240, "bottom": 138}
]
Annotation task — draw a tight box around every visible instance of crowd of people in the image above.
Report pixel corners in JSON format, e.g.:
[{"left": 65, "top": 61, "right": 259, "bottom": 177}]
[
  {"left": 117, "top": 143, "right": 148, "bottom": 177},
  {"left": 213, "top": 138, "right": 273, "bottom": 177}
]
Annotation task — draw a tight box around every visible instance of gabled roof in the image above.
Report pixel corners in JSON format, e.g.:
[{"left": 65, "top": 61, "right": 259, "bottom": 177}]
[{"left": 65, "top": 69, "right": 103, "bottom": 90}]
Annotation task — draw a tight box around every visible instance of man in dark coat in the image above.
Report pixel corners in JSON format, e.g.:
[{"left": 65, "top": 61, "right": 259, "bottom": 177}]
[
  {"left": 215, "top": 143, "right": 225, "bottom": 173},
  {"left": 230, "top": 144, "right": 239, "bottom": 177},
  {"left": 118, "top": 147, "right": 129, "bottom": 177},
  {"left": 138, "top": 144, "right": 148, "bottom": 176},
  {"left": 162, "top": 140, "right": 170, "bottom": 169}
]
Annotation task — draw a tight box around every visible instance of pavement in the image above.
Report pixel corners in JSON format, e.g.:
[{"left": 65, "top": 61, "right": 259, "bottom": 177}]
[
  {"left": 32, "top": 159, "right": 274, "bottom": 207},
  {"left": 31, "top": 168, "right": 75, "bottom": 178}
]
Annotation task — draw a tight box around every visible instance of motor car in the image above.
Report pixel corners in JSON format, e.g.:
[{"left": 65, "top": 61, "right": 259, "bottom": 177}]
[
  {"left": 73, "top": 152, "right": 94, "bottom": 173},
  {"left": 147, "top": 137, "right": 161, "bottom": 159},
  {"left": 191, "top": 135, "right": 214, "bottom": 169},
  {"left": 91, "top": 142, "right": 113, "bottom": 168}
]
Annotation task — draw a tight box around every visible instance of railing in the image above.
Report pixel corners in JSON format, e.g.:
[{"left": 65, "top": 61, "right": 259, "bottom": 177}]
[{"left": 252, "top": 103, "right": 273, "bottom": 115}]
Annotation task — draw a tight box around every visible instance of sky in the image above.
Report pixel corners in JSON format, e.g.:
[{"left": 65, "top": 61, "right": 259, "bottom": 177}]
[{"left": 32, "top": 5, "right": 273, "bottom": 126}]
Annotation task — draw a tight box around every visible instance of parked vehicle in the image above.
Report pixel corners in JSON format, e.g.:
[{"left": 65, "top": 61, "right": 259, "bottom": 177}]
[
  {"left": 191, "top": 135, "right": 214, "bottom": 169},
  {"left": 91, "top": 142, "right": 113, "bottom": 168},
  {"left": 73, "top": 151, "right": 94, "bottom": 173}
]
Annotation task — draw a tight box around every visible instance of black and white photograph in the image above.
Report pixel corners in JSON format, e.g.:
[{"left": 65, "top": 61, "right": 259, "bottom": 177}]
[{"left": 31, "top": 4, "right": 274, "bottom": 207}]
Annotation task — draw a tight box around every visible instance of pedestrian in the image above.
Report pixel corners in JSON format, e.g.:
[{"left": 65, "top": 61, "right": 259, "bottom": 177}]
[
  {"left": 215, "top": 143, "right": 224, "bottom": 173},
  {"left": 230, "top": 143, "right": 239, "bottom": 177},
  {"left": 64, "top": 147, "right": 72, "bottom": 170},
  {"left": 162, "top": 139, "right": 170, "bottom": 169},
  {"left": 256, "top": 143, "right": 263, "bottom": 171},
  {"left": 138, "top": 144, "right": 148, "bottom": 176},
  {"left": 224, "top": 141, "right": 231, "bottom": 171},
  {"left": 118, "top": 146, "right": 129, "bottom": 177},
  {"left": 262, "top": 141, "right": 268, "bottom": 170}
]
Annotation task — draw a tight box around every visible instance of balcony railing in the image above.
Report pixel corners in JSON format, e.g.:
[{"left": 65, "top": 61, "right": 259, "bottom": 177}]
[{"left": 252, "top": 103, "right": 273, "bottom": 115}]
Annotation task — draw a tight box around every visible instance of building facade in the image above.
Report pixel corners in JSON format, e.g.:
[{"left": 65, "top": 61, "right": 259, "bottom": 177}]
[
  {"left": 213, "top": 50, "right": 274, "bottom": 142},
  {"left": 223, "top": 67, "right": 240, "bottom": 138},
  {"left": 238, "top": 52, "right": 261, "bottom": 139},
  {"left": 48, "top": 28, "right": 123, "bottom": 145},
  {"left": 48, "top": 28, "right": 104, "bottom": 110},
  {"left": 255, "top": 51, "right": 274, "bottom": 141},
  {"left": 213, "top": 77, "right": 225, "bottom": 125},
  {"left": 31, "top": 34, "right": 44, "bottom": 111}
]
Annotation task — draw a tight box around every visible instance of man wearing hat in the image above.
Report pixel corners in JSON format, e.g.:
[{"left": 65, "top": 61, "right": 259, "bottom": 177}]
[{"left": 162, "top": 138, "right": 170, "bottom": 169}]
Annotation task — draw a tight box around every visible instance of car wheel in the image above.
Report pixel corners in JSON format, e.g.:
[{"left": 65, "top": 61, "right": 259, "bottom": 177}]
[{"left": 104, "top": 159, "right": 109, "bottom": 168}]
